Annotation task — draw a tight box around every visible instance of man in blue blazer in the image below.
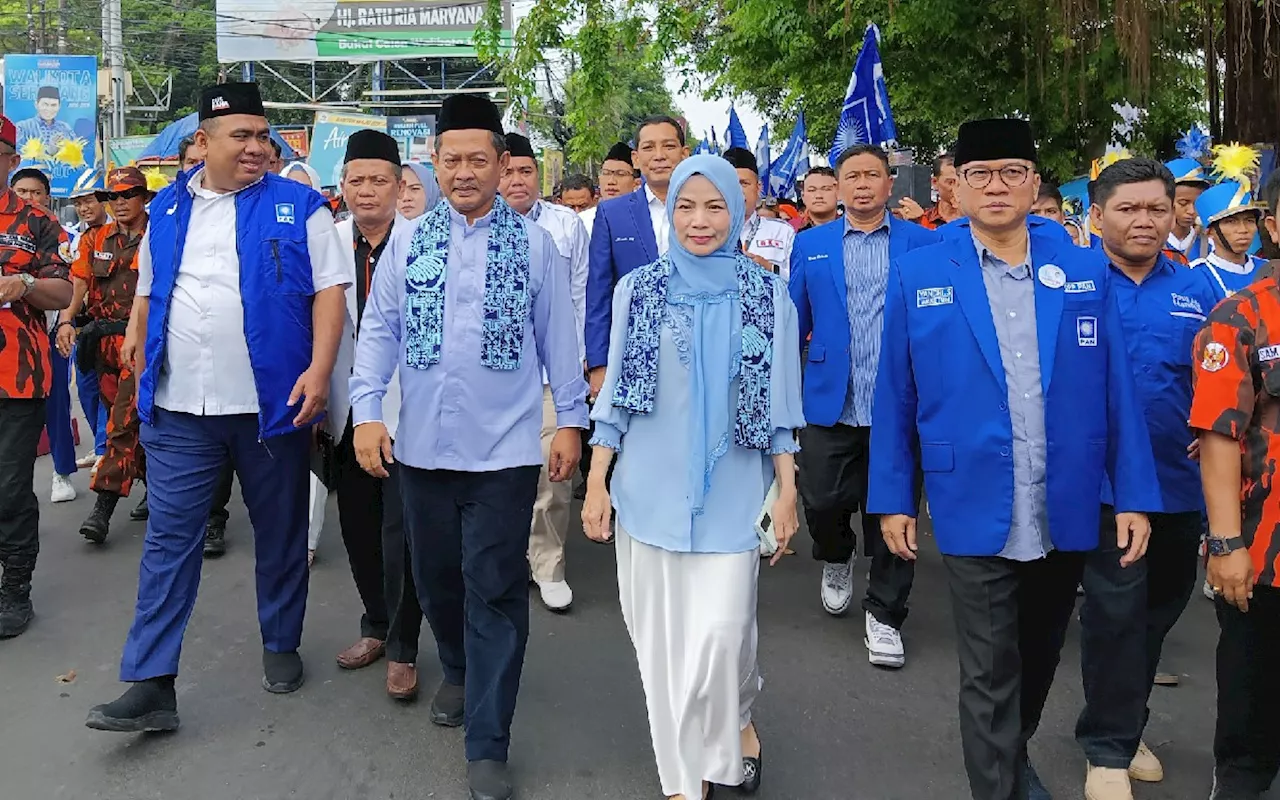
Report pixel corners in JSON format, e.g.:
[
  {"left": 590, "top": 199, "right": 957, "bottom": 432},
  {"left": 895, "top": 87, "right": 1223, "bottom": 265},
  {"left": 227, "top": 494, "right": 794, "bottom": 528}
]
[
  {"left": 789, "top": 143, "right": 940, "bottom": 670},
  {"left": 584, "top": 115, "right": 689, "bottom": 397},
  {"left": 868, "top": 119, "right": 1160, "bottom": 800}
]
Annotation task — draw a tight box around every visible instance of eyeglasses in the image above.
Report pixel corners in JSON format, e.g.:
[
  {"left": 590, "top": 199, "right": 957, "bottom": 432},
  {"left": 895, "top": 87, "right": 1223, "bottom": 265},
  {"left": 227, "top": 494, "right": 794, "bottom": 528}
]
[
  {"left": 960, "top": 165, "right": 1032, "bottom": 189},
  {"left": 599, "top": 168, "right": 634, "bottom": 179},
  {"left": 97, "top": 187, "right": 147, "bottom": 201}
]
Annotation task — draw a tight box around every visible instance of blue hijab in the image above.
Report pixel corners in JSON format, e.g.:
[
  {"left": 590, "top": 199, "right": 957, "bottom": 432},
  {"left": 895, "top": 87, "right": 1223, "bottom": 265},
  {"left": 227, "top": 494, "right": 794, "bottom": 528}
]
[{"left": 402, "top": 161, "right": 442, "bottom": 218}]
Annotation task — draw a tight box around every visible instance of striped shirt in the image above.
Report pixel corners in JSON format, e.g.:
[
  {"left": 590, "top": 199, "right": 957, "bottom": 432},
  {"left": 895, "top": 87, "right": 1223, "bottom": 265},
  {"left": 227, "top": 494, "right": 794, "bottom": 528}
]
[{"left": 837, "top": 215, "right": 892, "bottom": 428}]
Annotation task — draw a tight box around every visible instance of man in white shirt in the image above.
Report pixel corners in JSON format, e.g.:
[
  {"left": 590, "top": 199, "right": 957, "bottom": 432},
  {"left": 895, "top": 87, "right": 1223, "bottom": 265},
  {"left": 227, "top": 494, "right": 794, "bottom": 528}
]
[
  {"left": 500, "top": 132, "right": 589, "bottom": 612},
  {"left": 86, "top": 82, "right": 350, "bottom": 733},
  {"left": 723, "top": 146, "right": 797, "bottom": 278}
]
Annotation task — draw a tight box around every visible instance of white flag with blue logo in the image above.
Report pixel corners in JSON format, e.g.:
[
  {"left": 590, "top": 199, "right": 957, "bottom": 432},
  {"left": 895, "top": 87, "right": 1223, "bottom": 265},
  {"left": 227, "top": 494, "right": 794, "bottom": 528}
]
[
  {"left": 829, "top": 23, "right": 898, "bottom": 165},
  {"left": 768, "top": 112, "right": 807, "bottom": 199}
]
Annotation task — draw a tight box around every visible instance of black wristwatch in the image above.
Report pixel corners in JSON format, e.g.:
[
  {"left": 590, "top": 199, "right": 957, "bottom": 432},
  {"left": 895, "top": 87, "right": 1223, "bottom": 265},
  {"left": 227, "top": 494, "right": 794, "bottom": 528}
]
[{"left": 1207, "top": 535, "right": 1247, "bottom": 556}]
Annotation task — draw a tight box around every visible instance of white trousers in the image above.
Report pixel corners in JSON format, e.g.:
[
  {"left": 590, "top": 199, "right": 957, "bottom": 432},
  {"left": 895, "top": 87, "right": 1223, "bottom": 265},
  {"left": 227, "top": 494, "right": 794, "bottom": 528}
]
[
  {"left": 528, "top": 385, "right": 571, "bottom": 582},
  {"left": 615, "top": 524, "right": 761, "bottom": 797}
]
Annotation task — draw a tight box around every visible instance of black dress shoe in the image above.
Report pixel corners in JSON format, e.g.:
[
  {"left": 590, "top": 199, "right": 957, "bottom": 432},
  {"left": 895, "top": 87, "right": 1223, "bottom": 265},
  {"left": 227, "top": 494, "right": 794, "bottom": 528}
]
[
  {"left": 430, "top": 680, "right": 465, "bottom": 727},
  {"left": 129, "top": 488, "right": 149, "bottom": 521},
  {"left": 86, "top": 678, "right": 179, "bottom": 732},
  {"left": 738, "top": 749, "right": 762, "bottom": 794},
  {"left": 262, "top": 649, "right": 304, "bottom": 694},
  {"left": 467, "top": 760, "right": 512, "bottom": 800},
  {"left": 203, "top": 520, "right": 227, "bottom": 557}
]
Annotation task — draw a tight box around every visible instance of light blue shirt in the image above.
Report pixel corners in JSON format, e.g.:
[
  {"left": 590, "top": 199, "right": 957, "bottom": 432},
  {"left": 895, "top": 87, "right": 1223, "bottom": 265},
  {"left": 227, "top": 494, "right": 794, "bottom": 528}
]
[
  {"left": 838, "top": 215, "right": 892, "bottom": 427},
  {"left": 590, "top": 274, "right": 806, "bottom": 554},
  {"left": 350, "top": 203, "right": 590, "bottom": 472},
  {"left": 974, "top": 235, "right": 1051, "bottom": 561}
]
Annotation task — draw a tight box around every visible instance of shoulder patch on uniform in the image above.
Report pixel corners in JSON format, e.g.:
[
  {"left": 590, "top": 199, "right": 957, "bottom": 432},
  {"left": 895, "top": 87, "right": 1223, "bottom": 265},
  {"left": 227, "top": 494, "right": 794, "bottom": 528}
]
[
  {"left": 1064, "top": 280, "right": 1096, "bottom": 293},
  {"left": 275, "top": 203, "right": 295, "bottom": 224},
  {"left": 1259, "top": 345, "right": 1280, "bottom": 362},
  {"left": 1201, "top": 341, "right": 1230, "bottom": 372},
  {"left": 916, "top": 286, "right": 953, "bottom": 308}
]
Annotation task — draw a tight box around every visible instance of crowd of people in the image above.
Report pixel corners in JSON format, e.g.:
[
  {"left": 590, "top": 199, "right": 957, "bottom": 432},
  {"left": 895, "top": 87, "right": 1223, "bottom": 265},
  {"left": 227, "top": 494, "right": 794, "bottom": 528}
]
[{"left": 0, "top": 81, "right": 1279, "bottom": 800}]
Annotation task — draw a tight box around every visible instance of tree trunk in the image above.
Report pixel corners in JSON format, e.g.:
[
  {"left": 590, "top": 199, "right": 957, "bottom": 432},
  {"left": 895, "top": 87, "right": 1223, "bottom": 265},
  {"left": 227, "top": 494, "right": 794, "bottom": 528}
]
[{"left": 1222, "top": 0, "right": 1280, "bottom": 146}]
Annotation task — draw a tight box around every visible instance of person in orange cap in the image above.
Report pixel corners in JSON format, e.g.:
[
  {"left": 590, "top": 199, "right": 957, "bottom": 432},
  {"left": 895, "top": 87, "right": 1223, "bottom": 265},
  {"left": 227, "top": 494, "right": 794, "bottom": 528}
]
[{"left": 55, "top": 166, "right": 153, "bottom": 543}]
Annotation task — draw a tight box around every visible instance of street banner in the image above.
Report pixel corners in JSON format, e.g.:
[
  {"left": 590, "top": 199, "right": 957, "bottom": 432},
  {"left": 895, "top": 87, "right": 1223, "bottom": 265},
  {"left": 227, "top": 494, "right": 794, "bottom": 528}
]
[
  {"left": 277, "top": 127, "right": 311, "bottom": 159},
  {"left": 215, "top": 0, "right": 513, "bottom": 62},
  {"left": 107, "top": 135, "right": 155, "bottom": 170},
  {"left": 3, "top": 54, "right": 98, "bottom": 198},
  {"left": 387, "top": 115, "right": 435, "bottom": 161},
  {"left": 308, "top": 111, "right": 387, "bottom": 187}
]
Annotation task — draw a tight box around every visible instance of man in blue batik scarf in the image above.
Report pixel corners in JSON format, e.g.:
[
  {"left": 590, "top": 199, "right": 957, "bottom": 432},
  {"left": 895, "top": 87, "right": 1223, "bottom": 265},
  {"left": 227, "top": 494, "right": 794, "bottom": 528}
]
[{"left": 349, "top": 93, "right": 588, "bottom": 800}]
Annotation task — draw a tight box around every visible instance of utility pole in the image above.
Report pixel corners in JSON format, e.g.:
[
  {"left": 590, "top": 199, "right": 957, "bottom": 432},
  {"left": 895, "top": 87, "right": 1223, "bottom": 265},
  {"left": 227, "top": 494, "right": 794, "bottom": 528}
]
[{"left": 103, "top": 0, "right": 126, "bottom": 136}]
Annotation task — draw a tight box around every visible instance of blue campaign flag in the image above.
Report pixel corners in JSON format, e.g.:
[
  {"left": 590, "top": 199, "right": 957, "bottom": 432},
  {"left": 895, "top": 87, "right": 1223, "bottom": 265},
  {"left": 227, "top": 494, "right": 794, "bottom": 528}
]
[
  {"left": 754, "top": 124, "right": 772, "bottom": 195},
  {"left": 710, "top": 125, "right": 721, "bottom": 155},
  {"left": 694, "top": 136, "right": 713, "bottom": 155},
  {"left": 829, "top": 23, "right": 898, "bottom": 165},
  {"left": 727, "top": 106, "right": 749, "bottom": 150},
  {"left": 769, "top": 112, "right": 807, "bottom": 199}
]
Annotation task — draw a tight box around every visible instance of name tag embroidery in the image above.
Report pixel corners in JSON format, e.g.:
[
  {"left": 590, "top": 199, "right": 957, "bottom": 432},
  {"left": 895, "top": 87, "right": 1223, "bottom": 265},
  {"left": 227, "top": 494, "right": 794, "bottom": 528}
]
[
  {"left": 917, "top": 286, "right": 954, "bottom": 308},
  {"left": 1064, "top": 280, "right": 1096, "bottom": 293},
  {"left": 1077, "top": 315, "right": 1098, "bottom": 347},
  {"left": 1170, "top": 293, "right": 1204, "bottom": 314},
  {"left": 93, "top": 250, "right": 113, "bottom": 261},
  {"left": 1260, "top": 345, "right": 1280, "bottom": 362},
  {"left": 807, "top": 253, "right": 828, "bottom": 261},
  {"left": 0, "top": 233, "right": 36, "bottom": 253},
  {"left": 757, "top": 238, "right": 784, "bottom": 249},
  {"left": 275, "top": 203, "right": 295, "bottom": 224},
  {"left": 614, "top": 236, "right": 635, "bottom": 242}
]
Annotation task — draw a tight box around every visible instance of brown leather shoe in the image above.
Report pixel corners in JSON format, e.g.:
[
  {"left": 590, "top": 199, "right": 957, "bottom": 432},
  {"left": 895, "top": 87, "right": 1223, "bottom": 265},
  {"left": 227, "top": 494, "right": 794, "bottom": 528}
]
[
  {"left": 336, "top": 637, "right": 385, "bottom": 670},
  {"left": 386, "top": 661, "right": 418, "bottom": 701}
]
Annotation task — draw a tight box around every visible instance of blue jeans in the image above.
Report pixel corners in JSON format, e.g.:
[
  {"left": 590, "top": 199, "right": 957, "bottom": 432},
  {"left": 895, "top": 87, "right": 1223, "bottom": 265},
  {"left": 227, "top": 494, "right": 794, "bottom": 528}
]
[
  {"left": 119, "top": 410, "right": 310, "bottom": 680},
  {"left": 44, "top": 330, "right": 77, "bottom": 476},
  {"left": 74, "top": 353, "right": 108, "bottom": 456}
]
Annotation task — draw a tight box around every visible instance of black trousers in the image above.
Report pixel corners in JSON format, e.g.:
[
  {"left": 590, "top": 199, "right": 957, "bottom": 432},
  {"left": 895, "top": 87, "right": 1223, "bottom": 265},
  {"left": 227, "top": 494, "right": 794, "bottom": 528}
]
[
  {"left": 0, "top": 398, "right": 47, "bottom": 562},
  {"left": 400, "top": 464, "right": 540, "bottom": 763},
  {"left": 1214, "top": 585, "right": 1280, "bottom": 798},
  {"left": 209, "top": 460, "right": 235, "bottom": 526},
  {"left": 1077, "top": 507, "right": 1203, "bottom": 766},
  {"left": 944, "top": 551, "right": 1086, "bottom": 800},
  {"left": 334, "top": 432, "right": 422, "bottom": 662},
  {"left": 798, "top": 423, "right": 915, "bottom": 628}
]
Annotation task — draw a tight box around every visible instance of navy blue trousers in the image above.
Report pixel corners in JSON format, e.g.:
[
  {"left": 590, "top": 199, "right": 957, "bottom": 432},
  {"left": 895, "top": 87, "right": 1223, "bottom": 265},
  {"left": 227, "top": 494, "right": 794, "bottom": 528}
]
[
  {"left": 74, "top": 353, "right": 108, "bottom": 456},
  {"left": 120, "top": 409, "right": 310, "bottom": 681},
  {"left": 401, "top": 464, "right": 540, "bottom": 763},
  {"left": 44, "top": 331, "right": 77, "bottom": 476}
]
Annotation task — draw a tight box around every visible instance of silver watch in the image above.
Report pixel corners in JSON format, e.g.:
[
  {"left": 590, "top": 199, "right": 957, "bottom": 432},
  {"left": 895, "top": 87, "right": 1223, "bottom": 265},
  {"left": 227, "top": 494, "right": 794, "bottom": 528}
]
[{"left": 17, "top": 273, "right": 35, "bottom": 296}]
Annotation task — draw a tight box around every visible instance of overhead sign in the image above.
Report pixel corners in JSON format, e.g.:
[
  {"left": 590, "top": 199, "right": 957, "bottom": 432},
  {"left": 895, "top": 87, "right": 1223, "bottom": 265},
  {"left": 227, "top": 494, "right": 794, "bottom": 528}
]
[
  {"left": 215, "top": 0, "right": 513, "bottom": 62},
  {"left": 308, "top": 111, "right": 387, "bottom": 188},
  {"left": 387, "top": 115, "right": 435, "bottom": 162},
  {"left": 3, "top": 54, "right": 98, "bottom": 198}
]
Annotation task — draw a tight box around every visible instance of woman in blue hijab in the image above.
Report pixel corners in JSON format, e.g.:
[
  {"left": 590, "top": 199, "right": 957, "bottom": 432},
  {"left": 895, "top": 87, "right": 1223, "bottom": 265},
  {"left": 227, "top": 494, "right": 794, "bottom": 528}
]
[
  {"left": 398, "top": 161, "right": 441, "bottom": 220},
  {"left": 583, "top": 154, "right": 805, "bottom": 799}
]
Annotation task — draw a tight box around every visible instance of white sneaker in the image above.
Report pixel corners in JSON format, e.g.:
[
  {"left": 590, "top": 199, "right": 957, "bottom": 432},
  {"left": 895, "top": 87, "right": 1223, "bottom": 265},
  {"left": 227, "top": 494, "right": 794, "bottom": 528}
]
[
  {"left": 75, "top": 453, "right": 98, "bottom": 469},
  {"left": 865, "top": 611, "right": 906, "bottom": 668},
  {"left": 537, "top": 580, "right": 573, "bottom": 612},
  {"left": 820, "top": 558, "right": 854, "bottom": 616},
  {"left": 50, "top": 474, "right": 76, "bottom": 503},
  {"left": 1128, "top": 740, "right": 1164, "bottom": 783},
  {"left": 1085, "top": 764, "right": 1133, "bottom": 800}
]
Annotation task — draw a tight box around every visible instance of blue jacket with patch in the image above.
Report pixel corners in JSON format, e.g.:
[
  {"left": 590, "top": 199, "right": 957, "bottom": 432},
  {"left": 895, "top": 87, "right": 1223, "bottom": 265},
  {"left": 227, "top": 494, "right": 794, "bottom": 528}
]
[
  {"left": 867, "top": 224, "right": 1160, "bottom": 556},
  {"left": 137, "top": 172, "right": 329, "bottom": 440}
]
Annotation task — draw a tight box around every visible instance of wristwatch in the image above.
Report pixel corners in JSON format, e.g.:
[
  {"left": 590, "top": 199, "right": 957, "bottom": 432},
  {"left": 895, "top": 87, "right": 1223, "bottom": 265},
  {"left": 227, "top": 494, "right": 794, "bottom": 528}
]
[
  {"left": 17, "top": 273, "right": 35, "bottom": 297},
  {"left": 1207, "top": 535, "right": 1247, "bottom": 556}
]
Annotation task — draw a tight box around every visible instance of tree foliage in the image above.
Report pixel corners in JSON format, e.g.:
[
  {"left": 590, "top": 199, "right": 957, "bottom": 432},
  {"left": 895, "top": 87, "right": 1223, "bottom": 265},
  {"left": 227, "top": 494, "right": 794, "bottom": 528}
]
[{"left": 479, "top": 0, "right": 676, "bottom": 168}]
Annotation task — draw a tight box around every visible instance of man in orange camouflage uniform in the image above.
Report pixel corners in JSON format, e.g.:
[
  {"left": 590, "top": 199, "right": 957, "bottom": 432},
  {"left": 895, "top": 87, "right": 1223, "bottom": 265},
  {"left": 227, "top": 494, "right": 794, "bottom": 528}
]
[
  {"left": 1191, "top": 260, "right": 1280, "bottom": 799},
  {"left": 0, "top": 114, "right": 73, "bottom": 639},
  {"left": 63, "top": 168, "right": 150, "bottom": 543}
]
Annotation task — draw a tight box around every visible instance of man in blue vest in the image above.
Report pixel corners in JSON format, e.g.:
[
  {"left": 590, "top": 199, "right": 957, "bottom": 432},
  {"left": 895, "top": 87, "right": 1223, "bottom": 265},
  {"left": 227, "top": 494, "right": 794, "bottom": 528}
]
[
  {"left": 788, "top": 143, "right": 938, "bottom": 669},
  {"left": 869, "top": 118, "right": 1160, "bottom": 800},
  {"left": 584, "top": 115, "right": 689, "bottom": 398},
  {"left": 85, "top": 82, "right": 351, "bottom": 733}
]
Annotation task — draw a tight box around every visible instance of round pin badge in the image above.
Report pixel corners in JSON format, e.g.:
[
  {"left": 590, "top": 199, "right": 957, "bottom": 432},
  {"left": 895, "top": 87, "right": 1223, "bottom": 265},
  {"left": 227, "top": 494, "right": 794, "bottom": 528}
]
[{"left": 1038, "top": 264, "right": 1066, "bottom": 289}]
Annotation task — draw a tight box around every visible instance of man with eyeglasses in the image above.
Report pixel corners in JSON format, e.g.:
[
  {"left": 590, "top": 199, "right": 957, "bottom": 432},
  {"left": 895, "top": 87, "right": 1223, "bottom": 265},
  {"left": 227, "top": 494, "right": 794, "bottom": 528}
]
[
  {"left": 0, "top": 115, "right": 73, "bottom": 639},
  {"left": 789, "top": 143, "right": 938, "bottom": 670},
  {"left": 869, "top": 118, "right": 1158, "bottom": 800},
  {"left": 578, "top": 143, "right": 637, "bottom": 240},
  {"left": 585, "top": 116, "right": 689, "bottom": 399},
  {"left": 54, "top": 168, "right": 153, "bottom": 544}
]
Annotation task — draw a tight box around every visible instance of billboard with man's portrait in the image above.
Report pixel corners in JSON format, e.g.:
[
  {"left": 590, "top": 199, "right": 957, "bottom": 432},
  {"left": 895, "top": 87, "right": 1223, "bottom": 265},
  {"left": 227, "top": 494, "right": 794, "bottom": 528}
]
[{"left": 3, "top": 54, "right": 98, "bottom": 198}]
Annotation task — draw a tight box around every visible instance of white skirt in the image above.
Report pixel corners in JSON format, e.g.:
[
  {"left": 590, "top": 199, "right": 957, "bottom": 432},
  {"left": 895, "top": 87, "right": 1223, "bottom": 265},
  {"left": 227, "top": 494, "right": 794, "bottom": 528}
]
[{"left": 615, "top": 524, "right": 761, "bottom": 798}]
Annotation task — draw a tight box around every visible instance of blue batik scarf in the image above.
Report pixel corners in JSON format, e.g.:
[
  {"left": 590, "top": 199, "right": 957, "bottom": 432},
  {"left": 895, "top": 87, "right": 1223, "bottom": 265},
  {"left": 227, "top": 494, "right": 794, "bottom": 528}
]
[
  {"left": 403, "top": 195, "right": 530, "bottom": 371},
  {"left": 612, "top": 156, "right": 776, "bottom": 513}
]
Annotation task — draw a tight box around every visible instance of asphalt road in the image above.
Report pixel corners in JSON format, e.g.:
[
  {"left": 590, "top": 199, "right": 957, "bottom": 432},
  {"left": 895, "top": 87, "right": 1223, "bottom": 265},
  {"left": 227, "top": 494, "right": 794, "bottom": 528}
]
[{"left": 0, "top": 450, "right": 1243, "bottom": 800}]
